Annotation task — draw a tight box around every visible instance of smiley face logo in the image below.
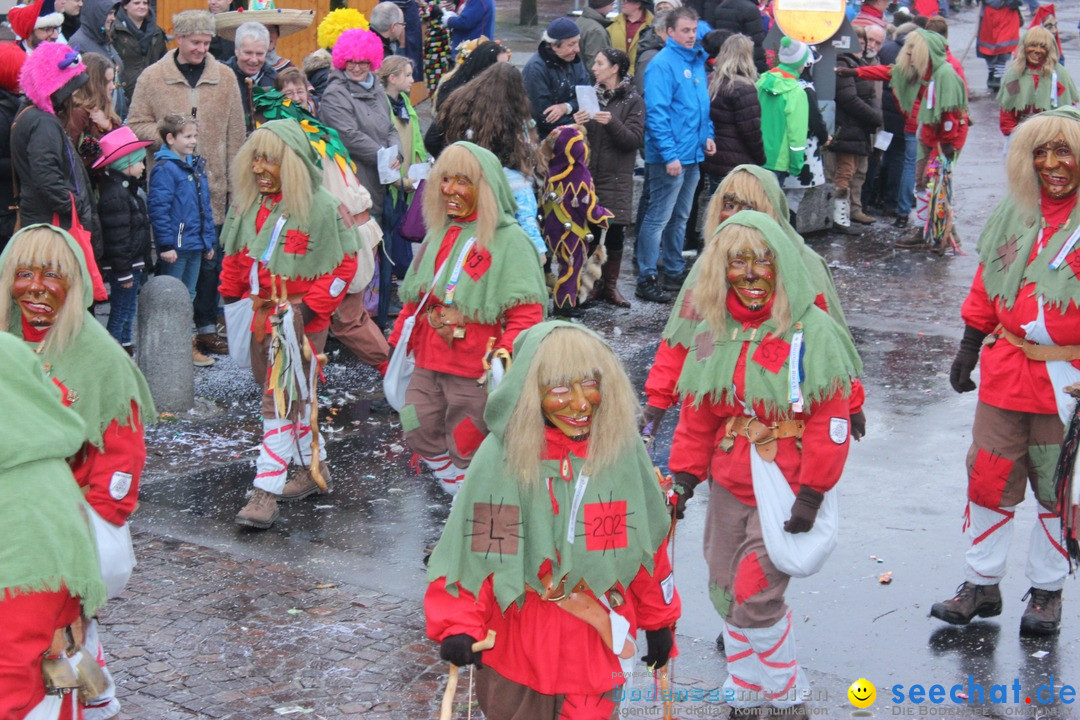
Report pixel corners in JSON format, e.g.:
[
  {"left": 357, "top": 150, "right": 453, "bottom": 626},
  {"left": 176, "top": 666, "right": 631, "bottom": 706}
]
[{"left": 848, "top": 678, "right": 876, "bottom": 708}]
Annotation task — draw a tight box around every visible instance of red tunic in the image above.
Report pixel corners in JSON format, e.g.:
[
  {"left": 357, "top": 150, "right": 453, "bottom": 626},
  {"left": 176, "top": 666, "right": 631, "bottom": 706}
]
[
  {"left": 388, "top": 221, "right": 544, "bottom": 379},
  {"left": 998, "top": 70, "right": 1069, "bottom": 136},
  {"left": 0, "top": 588, "right": 82, "bottom": 719},
  {"left": 667, "top": 301, "right": 852, "bottom": 505},
  {"left": 218, "top": 194, "right": 358, "bottom": 335},
  {"left": 978, "top": 3, "right": 1021, "bottom": 59},
  {"left": 961, "top": 192, "right": 1080, "bottom": 415},
  {"left": 425, "top": 433, "right": 680, "bottom": 696}
]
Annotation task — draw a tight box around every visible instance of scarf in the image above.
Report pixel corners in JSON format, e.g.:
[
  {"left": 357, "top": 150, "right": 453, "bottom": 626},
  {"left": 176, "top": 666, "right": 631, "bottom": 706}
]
[{"left": 596, "top": 75, "right": 632, "bottom": 108}]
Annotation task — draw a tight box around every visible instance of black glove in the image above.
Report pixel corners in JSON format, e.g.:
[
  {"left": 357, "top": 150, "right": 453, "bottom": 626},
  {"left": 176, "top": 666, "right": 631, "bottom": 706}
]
[
  {"left": 784, "top": 485, "right": 824, "bottom": 534},
  {"left": 297, "top": 302, "right": 316, "bottom": 326},
  {"left": 949, "top": 325, "right": 987, "bottom": 393},
  {"left": 639, "top": 404, "right": 667, "bottom": 436},
  {"left": 440, "top": 634, "right": 484, "bottom": 668},
  {"left": 640, "top": 627, "right": 673, "bottom": 669},
  {"left": 672, "top": 472, "right": 699, "bottom": 520},
  {"left": 850, "top": 410, "right": 867, "bottom": 441}
]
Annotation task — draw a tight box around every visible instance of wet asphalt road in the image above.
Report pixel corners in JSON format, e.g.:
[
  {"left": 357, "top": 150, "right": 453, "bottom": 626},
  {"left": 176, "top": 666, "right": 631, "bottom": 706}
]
[{"left": 133, "top": 5, "right": 1080, "bottom": 718}]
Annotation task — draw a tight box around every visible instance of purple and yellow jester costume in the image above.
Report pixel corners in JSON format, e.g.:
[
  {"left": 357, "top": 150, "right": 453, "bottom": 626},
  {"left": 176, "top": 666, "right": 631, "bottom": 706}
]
[{"left": 541, "top": 125, "right": 613, "bottom": 311}]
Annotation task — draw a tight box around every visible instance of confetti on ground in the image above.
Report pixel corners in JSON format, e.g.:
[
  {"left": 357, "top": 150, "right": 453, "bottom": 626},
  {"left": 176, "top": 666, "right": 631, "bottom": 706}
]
[
  {"left": 1031, "top": 650, "right": 1049, "bottom": 659},
  {"left": 286, "top": 608, "right": 302, "bottom": 615},
  {"left": 274, "top": 707, "right": 314, "bottom": 715},
  {"left": 878, "top": 571, "right": 893, "bottom": 585}
]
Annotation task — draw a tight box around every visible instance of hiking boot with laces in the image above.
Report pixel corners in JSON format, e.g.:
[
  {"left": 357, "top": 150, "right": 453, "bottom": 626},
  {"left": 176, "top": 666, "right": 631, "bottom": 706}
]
[
  {"left": 636, "top": 276, "right": 671, "bottom": 304},
  {"left": 235, "top": 488, "right": 279, "bottom": 529},
  {"left": 1019, "top": 587, "right": 1062, "bottom": 636},
  {"left": 196, "top": 332, "right": 229, "bottom": 355},
  {"left": 930, "top": 582, "right": 1002, "bottom": 625},
  {"left": 280, "top": 465, "right": 333, "bottom": 501}
]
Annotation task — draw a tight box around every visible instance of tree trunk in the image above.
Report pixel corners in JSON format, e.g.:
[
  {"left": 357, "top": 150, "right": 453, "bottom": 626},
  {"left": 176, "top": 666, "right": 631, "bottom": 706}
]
[{"left": 519, "top": 0, "right": 538, "bottom": 25}]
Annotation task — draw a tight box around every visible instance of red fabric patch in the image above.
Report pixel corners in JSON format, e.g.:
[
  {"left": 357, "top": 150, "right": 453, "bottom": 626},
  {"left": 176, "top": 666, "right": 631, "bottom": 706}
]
[
  {"left": 679, "top": 289, "right": 701, "bottom": 321},
  {"left": 1066, "top": 248, "right": 1080, "bottom": 280},
  {"left": 452, "top": 416, "right": 486, "bottom": 459},
  {"left": 694, "top": 330, "right": 716, "bottom": 361},
  {"left": 463, "top": 246, "right": 492, "bottom": 281},
  {"left": 734, "top": 551, "right": 769, "bottom": 605},
  {"left": 284, "top": 229, "right": 310, "bottom": 254},
  {"left": 813, "top": 292, "right": 829, "bottom": 313},
  {"left": 752, "top": 334, "right": 791, "bottom": 374},
  {"left": 584, "top": 500, "right": 628, "bottom": 552},
  {"left": 968, "top": 448, "right": 1014, "bottom": 508}
]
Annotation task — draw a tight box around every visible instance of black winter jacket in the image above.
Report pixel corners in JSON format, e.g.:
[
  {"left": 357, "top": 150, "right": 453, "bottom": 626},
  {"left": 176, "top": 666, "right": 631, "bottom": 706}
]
[
  {"left": 876, "top": 40, "right": 905, "bottom": 136},
  {"left": 522, "top": 42, "right": 592, "bottom": 138},
  {"left": 112, "top": 7, "right": 169, "bottom": 99},
  {"left": 633, "top": 28, "right": 666, "bottom": 96},
  {"left": 0, "top": 89, "right": 19, "bottom": 250},
  {"left": 709, "top": 0, "right": 767, "bottom": 72},
  {"left": 96, "top": 170, "right": 151, "bottom": 282},
  {"left": 829, "top": 54, "right": 882, "bottom": 156},
  {"left": 584, "top": 80, "right": 645, "bottom": 224},
  {"left": 702, "top": 79, "right": 765, "bottom": 179},
  {"left": 10, "top": 103, "right": 102, "bottom": 260}
]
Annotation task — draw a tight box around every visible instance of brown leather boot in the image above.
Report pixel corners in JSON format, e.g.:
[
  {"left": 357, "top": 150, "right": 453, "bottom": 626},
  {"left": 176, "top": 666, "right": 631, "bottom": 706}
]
[
  {"left": 1019, "top": 587, "right": 1062, "bottom": 636},
  {"left": 599, "top": 245, "right": 630, "bottom": 308},
  {"left": 281, "top": 465, "right": 333, "bottom": 501},
  {"left": 196, "top": 332, "right": 229, "bottom": 355},
  {"left": 930, "top": 582, "right": 1002, "bottom": 625},
  {"left": 235, "top": 488, "right": 279, "bottom": 529}
]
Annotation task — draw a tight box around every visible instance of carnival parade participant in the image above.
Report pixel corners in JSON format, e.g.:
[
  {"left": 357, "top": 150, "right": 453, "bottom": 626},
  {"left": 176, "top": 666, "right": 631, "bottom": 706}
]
[
  {"left": 389, "top": 142, "right": 546, "bottom": 496},
  {"left": 642, "top": 165, "right": 864, "bottom": 442},
  {"left": 425, "top": 320, "right": 680, "bottom": 720},
  {"left": 540, "top": 124, "right": 613, "bottom": 318},
  {"left": 219, "top": 120, "right": 359, "bottom": 530},
  {"left": 665, "top": 211, "right": 862, "bottom": 716},
  {"left": 997, "top": 25, "right": 1077, "bottom": 137},
  {"left": 0, "top": 331, "right": 107, "bottom": 720},
  {"left": 0, "top": 223, "right": 155, "bottom": 720},
  {"left": 930, "top": 107, "right": 1080, "bottom": 637}
]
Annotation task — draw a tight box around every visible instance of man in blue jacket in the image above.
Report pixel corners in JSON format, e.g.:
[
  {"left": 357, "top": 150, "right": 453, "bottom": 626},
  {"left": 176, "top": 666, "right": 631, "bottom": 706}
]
[
  {"left": 439, "top": 0, "right": 494, "bottom": 54},
  {"left": 522, "top": 17, "right": 592, "bottom": 138},
  {"left": 636, "top": 6, "right": 715, "bottom": 303}
]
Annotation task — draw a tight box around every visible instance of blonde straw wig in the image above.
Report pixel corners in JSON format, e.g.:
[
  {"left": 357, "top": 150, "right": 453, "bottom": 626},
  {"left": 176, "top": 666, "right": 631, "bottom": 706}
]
[
  {"left": 231, "top": 127, "right": 315, "bottom": 222},
  {"left": 422, "top": 144, "right": 499, "bottom": 248},
  {"left": 1005, "top": 112, "right": 1080, "bottom": 211}
]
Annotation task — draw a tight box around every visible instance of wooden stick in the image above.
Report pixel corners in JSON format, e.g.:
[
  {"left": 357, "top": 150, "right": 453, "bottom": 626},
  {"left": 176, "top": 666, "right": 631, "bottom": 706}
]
[
  {"left": 308, "top": 345, "right": 328, "bottom": 491},
  {"left": 439, "top": 630, "right": 496, "bottom": 720}
]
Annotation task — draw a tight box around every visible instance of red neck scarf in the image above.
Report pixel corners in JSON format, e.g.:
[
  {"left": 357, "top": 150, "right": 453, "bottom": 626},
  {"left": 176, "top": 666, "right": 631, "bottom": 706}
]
[
  {"left": 21, "top": 316, "right": 49, "bottom": 343},
  {"left": 726, "top": 289, "right": 775, "bottom": 328}
]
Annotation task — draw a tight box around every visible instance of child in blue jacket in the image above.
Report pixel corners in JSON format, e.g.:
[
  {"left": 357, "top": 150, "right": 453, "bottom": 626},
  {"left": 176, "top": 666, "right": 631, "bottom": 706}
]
[{"left": 149, "top": 114, "right": 216, "bottom": 301}]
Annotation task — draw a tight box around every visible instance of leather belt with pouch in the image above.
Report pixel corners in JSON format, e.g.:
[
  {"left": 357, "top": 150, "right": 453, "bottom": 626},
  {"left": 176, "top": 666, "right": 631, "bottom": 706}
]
[
  {"left": 996, "top": 325, "right": 1080, "bottom": 363},
  {"left": 720, "top": 415, "right": 806, "bottom": 462},
  {"left": 528, "top": 574, "right": 635, "bottom": 659},
  {"left": 41, "top": 618, "right": 108, "bottom": 701},
  {"left": 250, "top": 293, "right": 305, "bottom": 343}
]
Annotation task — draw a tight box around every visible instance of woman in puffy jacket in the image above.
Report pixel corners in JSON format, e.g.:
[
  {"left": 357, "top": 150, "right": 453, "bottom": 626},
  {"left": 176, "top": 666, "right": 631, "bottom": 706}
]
[{"left": 701, "top": 34, "right": 764, "bottom": 204}]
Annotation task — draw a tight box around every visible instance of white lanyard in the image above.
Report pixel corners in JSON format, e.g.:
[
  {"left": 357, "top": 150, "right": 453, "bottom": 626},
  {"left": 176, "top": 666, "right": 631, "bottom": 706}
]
[
  {"left": 788, "top": 325, "right": 804, "bottom": 411},
  {"left": 567, "top": 471, "right": 591, "bottom": 544},
  {"left": 443, "top": 236, "right": 477, "bottom": 306},
  {"left": 259, "top": 214, "right": 289, "bottom": 264},
  {"left": 1048, "top": 222, "right": 1080, "bottom": 270}
]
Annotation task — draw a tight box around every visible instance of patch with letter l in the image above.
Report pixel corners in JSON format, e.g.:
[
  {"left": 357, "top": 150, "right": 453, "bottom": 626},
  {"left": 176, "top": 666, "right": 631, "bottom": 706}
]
[
  {"left": 110, "top": 471, "right": 133, "bottom": 500},
  {"left": 829, "top": 417, "right": 849, "bottom": 444},
  {"left": 329, "top": 277, "right": 347, "bottom": 297},
  {"left": 661, "top": 572, "right": 674, "bottom": 605}
]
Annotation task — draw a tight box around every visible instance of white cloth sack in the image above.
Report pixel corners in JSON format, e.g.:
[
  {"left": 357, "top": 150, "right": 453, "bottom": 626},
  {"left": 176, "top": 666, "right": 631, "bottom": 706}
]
[
  {"left": 750, "top": 445, "right": 838, "bottom": 578},
  {"left": 383, "top": 314, "right": 416, "bottom": 411},
  {"left": 86, "top": 505, "right": 136, "bottom": 599},
  {"left": 223, "top": 300, "right": 254, "bottom": 370},
  {"left": 24, "top": 694, "right": 74, "bottom": 720}
]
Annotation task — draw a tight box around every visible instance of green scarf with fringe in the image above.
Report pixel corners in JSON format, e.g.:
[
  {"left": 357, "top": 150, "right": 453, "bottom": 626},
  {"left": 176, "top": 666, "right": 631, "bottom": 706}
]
[
  {"left": 0, "top": 225, "right": 156, "bottom": 449},
  {"left": 675, "top": 212, "right": 862, "bottom": 418},
  {"left": 891, "top": 30, "right": 967, "bottom": 125},
  {"left": 399, "top": 142, "right": 547, "bottom": 325},
  {"left": 222, "top": 119, "right": 359, "bottom": 281},
  {"left": 997, "top": 62, "right": 1078, "bottom": 113},
  {"left": 426, "top": 321, "right": 673, "bottom": 611},
  {"left": 0, "top": 333, "right": 107, "bottom": 616},
  {"left": 663, "top": 165, "right": 848, "bottom": 350},
  {"left": 387, "top": 92, "right": 428, "bottom": 207}
]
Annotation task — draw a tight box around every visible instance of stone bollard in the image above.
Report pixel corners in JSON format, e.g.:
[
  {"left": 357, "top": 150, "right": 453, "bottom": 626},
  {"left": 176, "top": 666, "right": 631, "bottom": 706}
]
[
  {"left": 793, "top": 184, "right": 835, "bottom": 235},
  {"left": 137, "top": 275, "right": 194, "bottom": 413}
]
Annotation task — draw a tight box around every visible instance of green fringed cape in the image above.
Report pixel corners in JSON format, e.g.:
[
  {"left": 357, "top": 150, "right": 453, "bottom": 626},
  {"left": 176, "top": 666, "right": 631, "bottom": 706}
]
[
  {"left": 426, "top": 321, "right": 672, "bottom": 611},
  {"left": 221, "top": 120, "right": 359, "bottom": 281},
  {"left": 674, "top": 212, "right": 862, "bottom": 418},
  {"left": 997, "top": 62, "right": 1078, "bottom": 113},
  {"left": 399, "top": 142, "right": 547, "bottom": 325},
  {"left": 0, "top": 225, "right": 156, "bottom": 449},
  {"left": 663, "top": 165, "right": 848, "bottom": 350},
  {"left": 892, "top": 29, "right": 968, "bottom": 125},
  {"left": 0, "top": 333, "right": 107, "bottom": 616}
]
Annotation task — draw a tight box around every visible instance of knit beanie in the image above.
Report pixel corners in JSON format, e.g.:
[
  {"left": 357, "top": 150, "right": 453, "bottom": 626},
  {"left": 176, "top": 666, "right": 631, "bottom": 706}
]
[
  {"left": 544, "top": 17, "right": 580, "bottom": 42},
  {"left": 19, "top": 41, "right": 87, "bottom": 114},
  {"left": 172, "top": 9, "right": 216, "bottom": 37},
  {"left": 8, "top": 0, "right": 44, "bottom": 40},
  {"left": 109, "top": 148, "right": 146, "bottom": 171},
  {"left": 656, "top": 0, "right": 682, "bottom": 8},
  {"left": 777, "top": 36, "right": 810, "bottom": 70},
  {"left": 588, "top": 0, "right": 613, "bottom": 8},
  {"left": 0, "top": 43, "right": 27, "bottom": 93}
]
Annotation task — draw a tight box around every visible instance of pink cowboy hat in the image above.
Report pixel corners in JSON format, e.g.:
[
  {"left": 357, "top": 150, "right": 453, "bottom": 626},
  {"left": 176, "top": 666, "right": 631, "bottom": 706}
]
[{"left": 92, "top": 126, "right": 153, "bottom": 169}]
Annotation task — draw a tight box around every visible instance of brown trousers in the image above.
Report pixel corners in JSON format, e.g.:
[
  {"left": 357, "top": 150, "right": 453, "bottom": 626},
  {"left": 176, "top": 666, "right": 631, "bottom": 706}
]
[
  {"left": 249, "top": 304, "right": 327, "bottom": 420},
  {"left": 401, "top": 367, "right": 488, "bottom": 468},
  {"left": 329, "top": 291, "right": 389, "bottom": 368},
  {"left": 703, "top": 484, "right": 791, "bottom": 629},
  {"left": 966, "top": 401, "right": 1063, "bottom": 511},
  {"left": 474, "top": 666, "right": 618, "bottom": 720}
]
